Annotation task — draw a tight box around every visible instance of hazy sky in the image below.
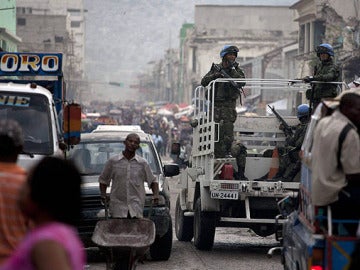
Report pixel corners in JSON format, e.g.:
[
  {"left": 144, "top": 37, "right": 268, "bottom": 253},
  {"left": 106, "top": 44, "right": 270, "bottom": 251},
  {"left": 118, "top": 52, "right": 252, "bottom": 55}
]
[{"left": 84, "top": 0, "right": 297, "bottom": 100}]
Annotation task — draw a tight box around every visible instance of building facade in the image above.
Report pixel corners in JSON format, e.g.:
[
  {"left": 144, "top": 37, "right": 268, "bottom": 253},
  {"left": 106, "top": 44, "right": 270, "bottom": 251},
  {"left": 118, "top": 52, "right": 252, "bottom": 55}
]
[
  {"left": 180, "top": 5, "right": 299, "bottom": 104},
  {"left": 177, "top": 2, "right": 360, "bottom": 105},
  {"left": 0, "top": 0, "right": 21, "bottom": 51},
  {"left": 291, "top": 0, "right": 360, "bottom": 82},
  {"left": 16, "top": 0, "right": 86, "bottom": 101}
]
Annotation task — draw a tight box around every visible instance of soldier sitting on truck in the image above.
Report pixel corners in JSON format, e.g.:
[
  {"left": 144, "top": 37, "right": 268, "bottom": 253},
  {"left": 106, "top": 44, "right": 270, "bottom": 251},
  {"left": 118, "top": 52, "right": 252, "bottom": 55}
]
[{"left": 256, "top": 104, "right": 311, "bottom": 182}]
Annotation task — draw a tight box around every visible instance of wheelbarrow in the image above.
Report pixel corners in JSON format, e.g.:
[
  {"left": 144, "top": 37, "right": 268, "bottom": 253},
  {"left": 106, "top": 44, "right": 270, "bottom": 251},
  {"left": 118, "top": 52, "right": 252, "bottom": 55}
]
[{"left": 91, "top": 202, "right": 156, "bottom": 270}]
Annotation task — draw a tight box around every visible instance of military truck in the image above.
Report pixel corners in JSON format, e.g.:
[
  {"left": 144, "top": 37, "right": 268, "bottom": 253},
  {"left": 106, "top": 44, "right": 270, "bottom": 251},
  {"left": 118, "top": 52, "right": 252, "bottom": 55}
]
[
  {"left": 175, "top": 78, "right": 304, "bottom": 250},
  {"left": 0, "top": 52, "right": 81, "bottom": 169}
]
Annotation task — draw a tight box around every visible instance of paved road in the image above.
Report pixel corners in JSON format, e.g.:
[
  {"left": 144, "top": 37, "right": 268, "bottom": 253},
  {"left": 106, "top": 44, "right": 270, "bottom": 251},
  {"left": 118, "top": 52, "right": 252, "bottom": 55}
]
[{"left": 86, "top": 158, "right": 283, "bottom": 270}]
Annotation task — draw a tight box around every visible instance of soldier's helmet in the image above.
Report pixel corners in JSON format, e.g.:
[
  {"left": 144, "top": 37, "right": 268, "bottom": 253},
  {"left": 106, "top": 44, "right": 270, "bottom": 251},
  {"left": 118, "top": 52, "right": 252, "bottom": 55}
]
[
  {"left": 297, "top": 104, "right": 310, "bottom": 119},
  {"left": 316, "top": 43, "right": 334, "bottom": 57},
  {"left": 220, "top": 45, "right": 239, "bottom": 58}
]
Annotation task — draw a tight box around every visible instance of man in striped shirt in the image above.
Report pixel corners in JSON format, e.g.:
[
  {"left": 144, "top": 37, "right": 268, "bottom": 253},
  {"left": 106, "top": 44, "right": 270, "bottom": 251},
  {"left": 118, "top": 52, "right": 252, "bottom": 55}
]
[{"left": 0, "top": 119, "right": 30, "bottom": 263}]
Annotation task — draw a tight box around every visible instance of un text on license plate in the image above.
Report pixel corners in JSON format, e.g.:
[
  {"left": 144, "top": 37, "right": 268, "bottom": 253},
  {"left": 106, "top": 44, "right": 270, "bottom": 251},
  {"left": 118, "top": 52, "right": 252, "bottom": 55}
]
[{"left": 211, "top": 191, "right": 238, "bottom": 200}]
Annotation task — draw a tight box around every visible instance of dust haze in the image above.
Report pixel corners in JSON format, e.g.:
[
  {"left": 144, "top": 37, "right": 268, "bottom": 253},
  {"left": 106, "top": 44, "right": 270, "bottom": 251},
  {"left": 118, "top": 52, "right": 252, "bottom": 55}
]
[{"left": 84, "top": 0, "right": 296, "bottom": 101}]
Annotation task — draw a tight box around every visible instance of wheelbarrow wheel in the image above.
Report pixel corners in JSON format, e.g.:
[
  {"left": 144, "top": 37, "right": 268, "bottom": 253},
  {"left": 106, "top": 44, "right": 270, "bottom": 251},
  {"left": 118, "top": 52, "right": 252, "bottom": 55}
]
[{"left": 113, "top": 258, "right": 130, "bottom": 270}]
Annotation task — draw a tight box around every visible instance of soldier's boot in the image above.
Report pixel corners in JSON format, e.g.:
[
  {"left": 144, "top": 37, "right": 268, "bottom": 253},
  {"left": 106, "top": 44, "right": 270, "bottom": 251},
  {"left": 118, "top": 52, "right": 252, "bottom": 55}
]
[
  {"left": 269, "top": 176, "right": 290, "bottom": 182},
  {"left": 282, "top": 166, "right": 301, "bottom": 182},
  {"left": 224, "top": 144, "right": 233, "bottom": 158},
  {"left": 267, "top": 172, "right": 286, "bottom": 182},
  {"left": 271, "top": 171, "right": 284, "bottom": 179},
  {"left": 271, "top": 165, "right": 299, "bottom": 182},
  {"left": 234, "top": 167, "right": 248, "bottom": 180}
]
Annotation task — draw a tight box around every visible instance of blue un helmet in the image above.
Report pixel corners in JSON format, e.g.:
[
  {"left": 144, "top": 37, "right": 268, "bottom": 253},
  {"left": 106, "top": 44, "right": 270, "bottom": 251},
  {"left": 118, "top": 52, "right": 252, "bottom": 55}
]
[
  {"left": 297, "top": 104, "right": 310, "bottom": 119},
  {"left": 316, "top": 43, "right": 334, "bottom": 57},
  {"left": 220, "top": 45, "right": 239, "bottom": 58}
]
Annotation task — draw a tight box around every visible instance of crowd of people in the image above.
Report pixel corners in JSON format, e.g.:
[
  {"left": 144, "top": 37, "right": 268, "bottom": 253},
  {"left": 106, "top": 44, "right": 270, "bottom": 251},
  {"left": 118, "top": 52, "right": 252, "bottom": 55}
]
[{"left": 81, "top": 102, "right": 193, "bottom": 161}]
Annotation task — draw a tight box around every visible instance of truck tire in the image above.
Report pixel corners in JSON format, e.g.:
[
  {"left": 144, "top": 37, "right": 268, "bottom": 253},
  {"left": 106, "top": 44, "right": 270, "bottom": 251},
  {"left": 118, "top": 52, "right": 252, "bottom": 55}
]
[
  {"left": 175, "top": 195, "right": 194, "bottom": 241},
  {"left": 193, "top": 198, "right": 216, "bottom": 250},
  {"left": 150, "top": 218, "right": 173, "bottom": 261}
]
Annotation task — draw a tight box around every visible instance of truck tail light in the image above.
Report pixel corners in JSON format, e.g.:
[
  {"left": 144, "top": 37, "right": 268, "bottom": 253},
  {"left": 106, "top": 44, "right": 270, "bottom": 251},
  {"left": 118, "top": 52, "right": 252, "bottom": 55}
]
[{"left": 311, "top": 248, "right": 324, "bottom": 270}]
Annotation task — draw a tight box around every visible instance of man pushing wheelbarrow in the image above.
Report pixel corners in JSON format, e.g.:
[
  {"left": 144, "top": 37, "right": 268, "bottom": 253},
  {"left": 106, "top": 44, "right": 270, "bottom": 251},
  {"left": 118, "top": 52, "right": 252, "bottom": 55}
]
[{"left": 92, "top": 133, "right": 159, "bottom": 270}]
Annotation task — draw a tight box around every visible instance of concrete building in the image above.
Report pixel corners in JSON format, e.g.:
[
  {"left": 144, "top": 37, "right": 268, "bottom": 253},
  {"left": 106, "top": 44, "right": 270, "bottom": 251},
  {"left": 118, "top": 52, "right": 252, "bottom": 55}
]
[
  {"left": 0, "top": 0, "right": 21, "bottom": 51},
  {"left": 290, "top": 0, "right": 360, "bottom": 83},
  {"left": 180, "top": 5, "right": 299, "bottom": 104},
  {"left": 16, "top": 0, "right": 86, "bottom": 101}
]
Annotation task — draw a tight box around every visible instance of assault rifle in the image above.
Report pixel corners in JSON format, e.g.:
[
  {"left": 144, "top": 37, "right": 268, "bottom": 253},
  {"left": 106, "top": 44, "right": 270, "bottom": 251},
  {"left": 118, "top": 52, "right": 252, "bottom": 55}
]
[
  {"left": 212, "top": 63, "right": 246, "bottom": 104},
  {"left": 267, "top": 105, "right": 293, "bottom": 136}
]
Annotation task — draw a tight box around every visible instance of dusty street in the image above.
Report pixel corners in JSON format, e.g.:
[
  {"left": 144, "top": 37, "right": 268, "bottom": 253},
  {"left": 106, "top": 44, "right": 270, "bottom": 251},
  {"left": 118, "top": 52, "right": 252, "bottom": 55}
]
[{"left": 85, "top": 167, "right": 283, "bottom": 270}]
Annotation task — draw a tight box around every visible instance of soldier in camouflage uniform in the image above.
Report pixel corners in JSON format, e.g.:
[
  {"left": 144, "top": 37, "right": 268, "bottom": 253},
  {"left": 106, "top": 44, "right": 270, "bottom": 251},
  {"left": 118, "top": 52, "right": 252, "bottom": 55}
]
[
  {"left": 303, "top": 43, "right": 341, "bottom": 110},
  {"left": 274, "top": 104, "right": 311, "bottom": 181},
  {"left": 201, "top": 45, "right": 246, "bottom": 158},
  {"left": 257, "top": 104, "right": 311, "bottom": 182}
]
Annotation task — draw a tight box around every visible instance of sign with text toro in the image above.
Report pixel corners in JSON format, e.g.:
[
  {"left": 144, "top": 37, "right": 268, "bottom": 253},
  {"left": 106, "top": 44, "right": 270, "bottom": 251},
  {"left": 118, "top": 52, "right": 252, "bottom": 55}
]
[{"left": 0, "top": 52, "right": 62, "bottom": 76}]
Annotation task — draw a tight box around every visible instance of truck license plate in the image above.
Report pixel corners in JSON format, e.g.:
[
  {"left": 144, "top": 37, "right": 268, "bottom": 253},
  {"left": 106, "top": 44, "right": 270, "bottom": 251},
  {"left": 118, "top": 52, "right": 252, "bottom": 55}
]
[{"left": 211, "top": 191, "right": 238, "bottom": 200}]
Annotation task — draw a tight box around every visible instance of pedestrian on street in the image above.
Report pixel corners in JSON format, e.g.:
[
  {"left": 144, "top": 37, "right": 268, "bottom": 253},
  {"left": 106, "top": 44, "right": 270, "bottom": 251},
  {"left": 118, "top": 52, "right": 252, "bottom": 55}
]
[
  {"left": 201, "top": 45, "right": 246, "bottom": 158},
  {"left": 99, "top": 133, "right": 159, "bottom": 218},
  {"left": 1, "top": 156, "right": 85, "bottom": 270},
  {"left": 311, "top": 89, "right": 360, "bottom": 235},
  {"left": 0, "top": 119, "right": 31, "bottom": 264},
  {"left": 303, "top": 43, "right": 341, "bottom": 110},
  {"left": 152, "top": 131, "right": 164, "bottom": 157}
]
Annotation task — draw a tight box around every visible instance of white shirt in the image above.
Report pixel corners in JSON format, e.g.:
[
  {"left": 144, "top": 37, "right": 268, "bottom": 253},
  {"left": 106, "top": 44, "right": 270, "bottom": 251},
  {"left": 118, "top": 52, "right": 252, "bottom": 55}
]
[
  {"left": 99, "top": 153, "right": 156, "bottom": 218},
  {"left": 311, "top": 110, "right": 360, "bottom": 206}
]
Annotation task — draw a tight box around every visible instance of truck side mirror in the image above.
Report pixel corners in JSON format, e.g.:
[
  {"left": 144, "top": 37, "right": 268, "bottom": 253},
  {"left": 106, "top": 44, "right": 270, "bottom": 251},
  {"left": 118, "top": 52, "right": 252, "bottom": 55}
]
[
  {"left": 163, "top": 164, "right": 180, "bottom": 177},
  {"left": 63, "top": 103, "right": 81, "bottom": 145}
]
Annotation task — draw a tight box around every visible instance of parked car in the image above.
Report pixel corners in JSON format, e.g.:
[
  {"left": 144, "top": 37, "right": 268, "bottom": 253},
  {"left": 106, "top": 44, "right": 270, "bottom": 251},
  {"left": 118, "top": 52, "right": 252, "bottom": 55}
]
[{"left": 69, "top": 127, "right": 180, "bottom": 261}]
